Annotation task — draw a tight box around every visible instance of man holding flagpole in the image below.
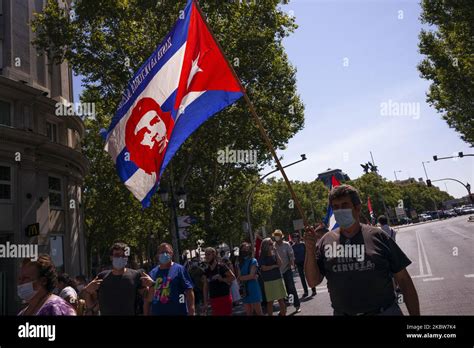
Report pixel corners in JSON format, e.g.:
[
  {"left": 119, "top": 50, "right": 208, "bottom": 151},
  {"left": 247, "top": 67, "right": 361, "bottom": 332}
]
[{"left": 304, "top": 184, "right": 420, "bottom": 316}]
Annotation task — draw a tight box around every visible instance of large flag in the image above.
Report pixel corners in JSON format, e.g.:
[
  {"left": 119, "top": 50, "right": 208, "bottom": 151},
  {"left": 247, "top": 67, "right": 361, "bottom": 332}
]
[
  {"left": 323, "top": 175, "right": 341, "bottom": 230},
  {"left": 367, "top": 195, "right": 375, "bottom": 224},
  {"left": 102, "top": 0, "right": 243, "bottom": 207}
]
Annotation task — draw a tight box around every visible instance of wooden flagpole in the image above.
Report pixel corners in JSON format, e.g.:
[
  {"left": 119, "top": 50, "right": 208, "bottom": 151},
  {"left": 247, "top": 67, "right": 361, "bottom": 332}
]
[{"left": 193, "top": 0, "right": 308, "bottom": 226}]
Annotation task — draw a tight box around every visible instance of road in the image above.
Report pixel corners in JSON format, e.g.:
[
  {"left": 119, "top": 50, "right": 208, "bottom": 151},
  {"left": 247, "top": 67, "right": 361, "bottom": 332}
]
[{"left": 243, "top": 216, "right": 474, "bottom": 316}]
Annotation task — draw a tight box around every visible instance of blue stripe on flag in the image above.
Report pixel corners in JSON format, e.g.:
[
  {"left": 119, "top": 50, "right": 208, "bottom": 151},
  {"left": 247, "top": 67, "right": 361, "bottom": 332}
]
[
  {"left": 160, "top": 90, "right": 243, "bottom": 176},
  {"left": 141, "top": 182, "right": 159, "bottom": 209},
  {"left": 116, "top": 147, "right": 139, "bottom": 183}
]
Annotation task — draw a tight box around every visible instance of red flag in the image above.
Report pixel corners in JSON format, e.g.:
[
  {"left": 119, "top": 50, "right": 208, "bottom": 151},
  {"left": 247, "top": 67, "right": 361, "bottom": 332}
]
[
  {"left": 367, "top": 196, "right": 375, "bottom": 224},
  {"left": 331, "top": 175, "right": 341, "bottom": 188}
]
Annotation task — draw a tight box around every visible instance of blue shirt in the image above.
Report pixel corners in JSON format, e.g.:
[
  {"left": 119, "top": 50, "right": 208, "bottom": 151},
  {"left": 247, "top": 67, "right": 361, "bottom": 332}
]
[
  {"left": 149, "top": 263, "right": 194, "bottom": 315},
  {"left": 239, "top": 258, "right": 262, "bottom": 304}
]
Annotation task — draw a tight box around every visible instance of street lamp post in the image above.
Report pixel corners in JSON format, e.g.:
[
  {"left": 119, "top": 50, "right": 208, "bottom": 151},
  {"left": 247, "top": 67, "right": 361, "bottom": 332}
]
[
  {"left": 158, "top": 183, "right": 186, "bottom": 263},
  {"left": 422, "top": 161, "right": 430, "bottom": 181},
  {"left": 431, "top": 178, "right": 474, "bottom": 204},
  {"left": 246, "top": 154, "right": 307, "bottom": 255},
  {"left": 394, "top": 170, "right": 402, "bottom": 181}
]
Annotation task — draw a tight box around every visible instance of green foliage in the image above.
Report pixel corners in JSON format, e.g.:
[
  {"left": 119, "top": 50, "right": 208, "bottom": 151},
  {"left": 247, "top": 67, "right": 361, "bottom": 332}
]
[
  {"left": 418, "top": 0, "right": 474, "bottom": 145},
  {"left": 31, "top": 0, "right": 305, "bottom": 265}
]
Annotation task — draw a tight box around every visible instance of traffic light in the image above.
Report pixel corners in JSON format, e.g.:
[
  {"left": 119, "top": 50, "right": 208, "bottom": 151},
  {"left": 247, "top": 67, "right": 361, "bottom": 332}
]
[
  {"left": 458, "top": 152, "right": 464, "bottom": 158},
  {"left": 433, "top": 155, "right": 438, "bottom": 161},
  {"left": 427, "top": 179, "right": 432, "bottom": 187}
]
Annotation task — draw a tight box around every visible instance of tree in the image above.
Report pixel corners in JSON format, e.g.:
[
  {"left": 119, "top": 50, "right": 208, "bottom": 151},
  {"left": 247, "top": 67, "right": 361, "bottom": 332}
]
[
  {"left": 418, "top": 0, "right": 474, "bottom": 145},
  {"left": 31, "top": 0, "right": 305, "bottom": 260}
]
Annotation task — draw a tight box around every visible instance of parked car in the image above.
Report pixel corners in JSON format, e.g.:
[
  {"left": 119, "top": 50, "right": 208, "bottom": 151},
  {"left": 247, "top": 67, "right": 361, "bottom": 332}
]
[
  {"left": 445, "top": 210, "right": 457, "bottom": 218},
  {"left": 398, "top": 217, "right": 412, "bottom": 225},
  {"left": 419, "top": 213, "right": 432, "bottom": 222},
  {"left": 461, "top": 206, "right": 474, "bottom": 215}
]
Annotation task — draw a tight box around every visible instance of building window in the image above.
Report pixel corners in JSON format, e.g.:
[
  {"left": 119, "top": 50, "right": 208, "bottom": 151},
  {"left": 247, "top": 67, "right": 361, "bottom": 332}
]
[
  {"left": 46, "top": 122, "right": 58, "bottom": 142},
  {"left": 0, "top": 100, "right": 11, "bottom": 127},
  {"left": 0, "top": 166, "right": 11, "bottom": 200},
  {"left": 50, "top": 235, "right": 64, "bottom": 274},
  {"left": 48, "top": 176, "right": 62, "bottom": 208}
]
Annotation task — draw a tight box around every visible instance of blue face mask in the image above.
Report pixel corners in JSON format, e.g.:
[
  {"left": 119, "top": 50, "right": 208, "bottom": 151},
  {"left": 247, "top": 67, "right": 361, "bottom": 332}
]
[
  {"left": 17, "top": 281, "right": 38, "bottom": 301},
  {"left": 112, "top": 257, "right": 128, "bottom": 270},
  {"left": 159, "top": 252, "right": 172, "bottom": 264},
  {"left": 333, "top": 208, "right": 355, "bottom": 229}
]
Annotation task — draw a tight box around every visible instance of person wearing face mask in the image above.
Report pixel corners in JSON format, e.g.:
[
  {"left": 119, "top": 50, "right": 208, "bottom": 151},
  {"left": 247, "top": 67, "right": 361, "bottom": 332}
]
[
  {"left": 304, "top": 184, "right": 420, "bottom": 316},
  {"left": 237, "top": 242, "right": 263, "bottom": 315},
  {"left": 144, "top": 243, "right": 195, "bottom": 316},
  {"left": 259, "top": 238, "right": 287, "bottom": 316},
  {"left": 201, "top": 247, "right": 235, "bottom": 316},
  {"left": 17, "top": 254, "right": 76, "bottom": 316},
  {"left": 292, "top": 233, "right": 316, "bottom": 298},
  {"left": 56, "top": 273, "right": 78, "bottom": 305},
  {"left": 83, "top": 242, "right": 149, "bottom": 315},
  {"left": 272, "top": 229, "right": 301, "bottom": 313}
]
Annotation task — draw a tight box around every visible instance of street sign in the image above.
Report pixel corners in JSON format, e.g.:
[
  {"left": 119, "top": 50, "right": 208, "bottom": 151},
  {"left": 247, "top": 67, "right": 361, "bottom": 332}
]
[
  {"left": 179, "top": 228, "right": 188, "bottom": 240},
  {"left": 395, "top": 207, "right": 406, "bottom": 218},
  {"left": 397, "top": 199, "right": 404, "bottom": 208},
  {"left": 177, "top": 216, "right": 196, "bottom": 228},
  {"left": 293, "top": 219, "right": 304, "bottom": 231},
  {"left": 25, "top": 223, "right": 40, "bottom": 237}
]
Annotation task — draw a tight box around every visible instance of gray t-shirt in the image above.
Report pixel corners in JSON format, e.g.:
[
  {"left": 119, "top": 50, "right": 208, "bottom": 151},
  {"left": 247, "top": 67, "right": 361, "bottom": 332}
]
[
  {"left": 97, "top": 268, "right": 142, "bottom": 315},
  {"left": 275, "top": 241, "right": 294, "bottom": 273},
  {"left": 316, "top": 224, "right": 411, "bottom": 314},
  {"left": 380, "top": 224, "right": 397, "bottom": 241}
]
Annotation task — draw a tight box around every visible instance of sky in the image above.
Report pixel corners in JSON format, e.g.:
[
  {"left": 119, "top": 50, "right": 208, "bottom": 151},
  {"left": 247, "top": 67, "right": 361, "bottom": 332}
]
[
  {"left": 73, "top": 0, "right": 473, "bottom": 199},
  {"left": 268, "top": 0, "right": 473, "bottom": 199}
]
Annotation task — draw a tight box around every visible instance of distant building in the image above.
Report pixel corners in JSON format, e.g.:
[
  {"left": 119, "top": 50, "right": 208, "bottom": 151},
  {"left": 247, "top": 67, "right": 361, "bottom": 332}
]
[
  {"left": 0, "top": 0, "right": 87, "bottom": 314},
  {"left": 317, "top": 168, "right": 350, "bottom": 188},
  {"left": 394, "top": 177, "right": 426, "bottom": 186},
  {"left": 443, "top": 196, "right": 473, "bottom": 209}
]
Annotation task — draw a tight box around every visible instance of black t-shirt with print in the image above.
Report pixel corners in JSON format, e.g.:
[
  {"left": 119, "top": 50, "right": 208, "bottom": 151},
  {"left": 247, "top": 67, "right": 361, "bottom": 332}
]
[
  {"left": 204, "top": 263, "right": 230, "bottom": 299},
  {"left": 97, "top": 268, "right": 142, "bottom": 315},
  {"left": 316, "top": 224, "right": 411, "bottom": 314}
]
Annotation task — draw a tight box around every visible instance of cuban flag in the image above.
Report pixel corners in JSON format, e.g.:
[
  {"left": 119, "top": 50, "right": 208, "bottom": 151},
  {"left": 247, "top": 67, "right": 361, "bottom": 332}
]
[
  {"left": 323, "top": 175, "right": 341, "bottom": 230},
  {"left": 102, "top": 0, "right": 243, "bottom": 207}
]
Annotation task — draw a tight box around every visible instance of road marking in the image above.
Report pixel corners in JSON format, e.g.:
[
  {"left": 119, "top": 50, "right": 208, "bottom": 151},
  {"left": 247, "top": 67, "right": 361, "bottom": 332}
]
[
  {"left": 446, "top": 228, "right": 473, "bottom": 240},
  {"left": 296, "top": 287, "right": 328, "bottom": 294},
  {"left": 423, "top": 277, "right": 444, "bottom": 282},
  {"left": 418, "top": 230, "right": 432, "bottom": 276},
  {"left": 411, "top": 274, "right": 433, "bottom": 279},
  {"left": 464, "top": 274, "right": 474, "bottom": 278},
  {"left": 416, "top": 230, "right": 424, "bottom": 276}
]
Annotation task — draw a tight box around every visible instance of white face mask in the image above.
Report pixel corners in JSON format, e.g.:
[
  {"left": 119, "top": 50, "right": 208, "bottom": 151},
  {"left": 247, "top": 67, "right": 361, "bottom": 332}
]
[
  {"left": 17, "top": 281, "right": 38, "bottom": 301},
  {"left": 274, "top": 236, "right": 281, "bottom": 242}
]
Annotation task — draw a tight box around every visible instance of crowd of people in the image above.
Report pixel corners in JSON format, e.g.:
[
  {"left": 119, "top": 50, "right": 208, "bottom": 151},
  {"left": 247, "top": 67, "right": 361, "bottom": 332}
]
[{"left": 16, "top": 184, "right": 420, "bottom": 316}]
